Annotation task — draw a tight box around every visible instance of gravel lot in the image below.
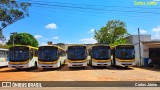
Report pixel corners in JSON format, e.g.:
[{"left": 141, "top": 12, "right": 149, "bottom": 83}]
[{"left": 0, "top": 65, "right": 160, "bottom": 81}]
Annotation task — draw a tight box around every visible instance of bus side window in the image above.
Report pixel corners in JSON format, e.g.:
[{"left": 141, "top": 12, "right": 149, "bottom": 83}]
[
  {"left": 6, "top": 51, "right": 9, "bottom": 57},
  {"left": 30, "top": 49, "right": 33, "bottom": 59},
  {"left": 0, "top": 50, "right": 5, "bottom": 57},
  {"left": 34, "top": 49, "right": 38, "bottom": 57},
  {"left": 59, "top": 50, "right": 62, "bottom": 56},
  {"left": 59, "top": 50, "right": 65, "bottom": 56},
  {"left": 63, "top": 50, "right": 66, "bottom": 56}
]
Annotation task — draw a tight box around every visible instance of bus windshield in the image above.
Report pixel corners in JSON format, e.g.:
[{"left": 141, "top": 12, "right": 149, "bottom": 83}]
[
  {"left": 9, "top": 47, "right": 29, "bottom": 61},
  {"left": 38, "top": 46, "right": 58, "bottom": 61},
  {"left": 92, "top": 46, "right": 110, "bottom": 60},
  {"left": 68, "top": 46, "right": 87, "bottom": 60},
  {"left": 115, "top": 48, "right": 135, "bottom": 59}
]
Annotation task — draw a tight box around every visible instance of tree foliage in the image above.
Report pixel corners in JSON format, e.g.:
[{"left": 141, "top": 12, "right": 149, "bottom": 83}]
[
  {"left": 7, "top": 33, "right": 39, "bottom": 47},
  {"left": 57, "top": 43, "right": 65, "bottom": 45},
  {"left": 94, "top": 20, "right": 130, "bottom": 46},
  {"left": 0, "top": 0, "right": 31, "bottom": 41},
  {"left": 0, "top": 44, "right": 12, "bottom": 49},
  {"left": 0, "top": 30, "right": 5, "bottom": 42}
]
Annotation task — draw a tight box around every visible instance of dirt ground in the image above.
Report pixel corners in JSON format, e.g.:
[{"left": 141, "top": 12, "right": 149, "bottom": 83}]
[{"left": 0, "top": 65, "right": 160, "bottom": 81}]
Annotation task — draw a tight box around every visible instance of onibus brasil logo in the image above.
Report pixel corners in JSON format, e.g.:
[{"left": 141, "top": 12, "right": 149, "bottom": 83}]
[{"left": 134, "top": 0, "right": 159, "bottom": 6}]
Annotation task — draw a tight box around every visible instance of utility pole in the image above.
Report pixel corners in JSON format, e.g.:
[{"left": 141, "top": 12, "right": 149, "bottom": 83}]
[
  {"left": 138, "top": 28, "right": 142, "bottom": 67},
  {"left": 10, "top": 32, "right": 17, "bottom": 46}
]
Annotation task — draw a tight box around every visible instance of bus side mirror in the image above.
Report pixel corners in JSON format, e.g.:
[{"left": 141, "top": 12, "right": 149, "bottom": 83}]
[{"left": 66, "top": 50, "right": 68, "bottom": 53}]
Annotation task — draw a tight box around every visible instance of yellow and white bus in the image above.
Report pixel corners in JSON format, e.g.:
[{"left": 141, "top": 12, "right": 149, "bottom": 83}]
[
  {"left": 0, "top": 48, "right": 9, "bottom": 67},
  {"left": 88, "top": 45, "right": 111, "bottom": 66},
  {"left": 112, "top": 44, "right": 135, "bottom": 68},
  {"left": 67, "top": 45, "right": 88, "bottom": 67},
  {"left": 38, "top": 45, "right": 66, "bottom": 69},
  {"left": 8, "top": 45, "right": 38, "bottom": 70}
]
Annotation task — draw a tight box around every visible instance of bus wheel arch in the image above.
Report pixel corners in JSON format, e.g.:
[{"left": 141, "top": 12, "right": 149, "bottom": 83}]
[
  {"left": 16, "top": 68, "right": 22, "bottom": 71},
  {"left": 125, "top": 66, "right": 128, "bottom": 68},
  {"left": 89, "top": 60, "right": 92, "bottom": 66},
  {"left": 34, "top": 61, "right": 37, "bottom": 68}
]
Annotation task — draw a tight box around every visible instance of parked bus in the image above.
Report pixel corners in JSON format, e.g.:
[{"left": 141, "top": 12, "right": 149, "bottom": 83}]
[
  {"left": 38, "top": 45, "right": 66, "bottom": 69},
  {"left": 8, "top": 45, "right": 38, "bottom": 70},
  {"left": 0, "top": 48, "right": 9, "bottom": 67},
  {"left": 88, "top": 45, "right": 111, "bottom": 66},
  {"left": 67, "top": 45, "right": 88, "bottom": 67},
  {"left": 112, "top": 44, "right": 135, "bottom": 68}
]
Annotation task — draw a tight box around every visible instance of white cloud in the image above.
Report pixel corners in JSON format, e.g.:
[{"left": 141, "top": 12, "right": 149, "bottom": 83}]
[
  {"left": 45, "top": 23, "right": 57, "bottom": 29},
  {"left": 80, "top": 38, "right": 97, "bottom": 44},
  {"left": 140, "top": 29, "right": 147, "bottom": 34},
  {"left": 52, "top": 37, "right": 59, "bottom": 39},
  {"left": 34, "top": 35, "right": 43, "bottom": 39},
  {"left": 88, "top": 28, "right": 95, "bottom": 33},
  {"left": 66, "top": 42, "right": 71, "bottom": 44},
  {"left": 152, "top": 26, "right": 160, "bottom": 39},
  {"left": 0, "top": 36, "right": 9, "bottom": 45},
  {"left": 153, "top": 0, "right": 160, "bottom": 1},
  {"left": 152, "top": 26, "right": 160, "bottom": 32},
  {"left": 40, "top": 42, "right": 47, "bottom": 46}
]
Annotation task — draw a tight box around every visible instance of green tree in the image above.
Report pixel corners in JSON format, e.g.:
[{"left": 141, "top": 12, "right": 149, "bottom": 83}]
[
  {"left": 0, "top": 31, "right": 6, "bottom": 42},
  {"left": 7, "top": 33, "right": 39, "bottom": 47},
  {"left": 0, "top": 0, "right": 31, "bottom": 41},
  {"left": 94, "top": 20, "right": 130, "bottom": 46},
  {"left": 57, "top": 43, "right": 65, "bottom": 45}
]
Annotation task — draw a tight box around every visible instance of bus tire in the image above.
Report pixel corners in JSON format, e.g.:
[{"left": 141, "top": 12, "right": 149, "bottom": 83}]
[
  {"left": 125, "top": 66, "right": 128, "bottom": 68},
  {"left": 63, "top": 60, "right": 66, "bottom": 65},
  {"left": 16, "top": 68, "right": 21, "bottom": 71},
  {"left": 34, "top": 62, "right": 37, "bottom": 69},
  {"left": 60, "top": 62, "right": 61, "bottom": 67},
  {"left": 89, "top": 60, "right": 92, "bottom": 66}
]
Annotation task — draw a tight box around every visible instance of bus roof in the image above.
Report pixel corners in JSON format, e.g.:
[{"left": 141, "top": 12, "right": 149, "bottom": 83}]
[
  {"left": 67, "top": 44, "right": 86, "bottom": 47},
  {"left": 116, "top": 44, "right": 134, "bottom": 47},
  {"left": 39, "top": 45, "right": 65, "bottom": 51},
  {"left": 91, "top": 44, "right": 110, "bottom": 47},
  {"left": 113, "top": 44, "right": 134, "bottom": 49},
  {"left": 10, "top": 45, "right": 38, "bottom": 49}
]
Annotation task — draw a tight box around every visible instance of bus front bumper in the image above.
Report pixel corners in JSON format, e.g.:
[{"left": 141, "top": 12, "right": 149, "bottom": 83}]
[
  {"left": 8, "top": 63, "right": 29, "bottom": 69},
  {"left": 68, "top": 61, "right": 87, "bottom": 67},
  {"left": 116, "top": 61, "right": 133, "bottom": 66},
  {"left": 92, "top": 61, "right": 111, "bottom": 66},
  {"left": 38, "top": 63, "right": 59, "bottom": 69},
  {"left": 121, "top": 62, "right": 133, "bottom": 66}
]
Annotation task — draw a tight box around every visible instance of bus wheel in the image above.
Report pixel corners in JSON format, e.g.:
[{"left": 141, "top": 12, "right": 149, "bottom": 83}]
[
  {"left": 125, "top": 66, "right": 128, "bottom": 68},
  {"left": 63, "top": 60, "right": 66, "bottom": 65},
  {"left": 16, "top": 68, "right": 21, "bottom": 71},
  {"left": 34, "top": 62, "right": 37, "bottom": 69},
  {"left": 60, "top": 62, "right": 62, "bottom": 67},
  {"left": 89, "top": 60, "right": 92, "bottom": 66}
]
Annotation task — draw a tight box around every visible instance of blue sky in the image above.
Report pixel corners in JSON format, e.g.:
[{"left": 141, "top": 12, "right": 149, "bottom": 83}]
[{"left": 2, "top": 0, "right": 160, "bottom": 46}]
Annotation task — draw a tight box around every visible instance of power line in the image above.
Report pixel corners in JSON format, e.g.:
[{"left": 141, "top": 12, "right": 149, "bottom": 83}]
[
  {"left": 18, "top": 0, "right": 160, "bottom": 10},
  {"left": 14, "top": 0, "right": 160, "bottom": 21},
  {"left": 32, "top": 5, "right": 160, "bottom": 21},
  {"left": 17, "top": 0, "right": 160, "bottom": 15}
]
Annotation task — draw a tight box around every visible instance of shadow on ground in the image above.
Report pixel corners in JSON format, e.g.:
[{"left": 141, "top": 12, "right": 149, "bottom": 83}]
[
  {"left": 0, "top": 64, "right": 135, "bottom": 72},
  {"left": 133, "top": 66, "right": 160, "bottom": 72}
]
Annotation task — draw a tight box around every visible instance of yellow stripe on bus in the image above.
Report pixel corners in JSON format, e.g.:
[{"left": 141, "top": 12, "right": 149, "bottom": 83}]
[
  {"left": 115, "top": 58, "right": 135, "bottom": 62},
  {"left": 38, "top": 60, "right": 58, "bottom": 64},
  {"left": 68, "top": 59, "right": 87, "bottom": 63},
  {"left": 9, "top": 60, "right": 29, "bottom": 65},
  {"left": 92, "top": 58, "right": 111, "bottom": 63}
]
